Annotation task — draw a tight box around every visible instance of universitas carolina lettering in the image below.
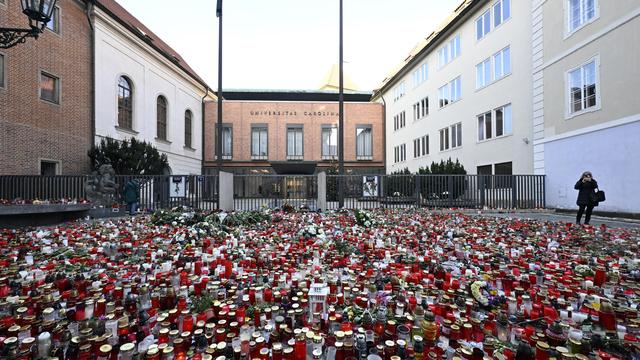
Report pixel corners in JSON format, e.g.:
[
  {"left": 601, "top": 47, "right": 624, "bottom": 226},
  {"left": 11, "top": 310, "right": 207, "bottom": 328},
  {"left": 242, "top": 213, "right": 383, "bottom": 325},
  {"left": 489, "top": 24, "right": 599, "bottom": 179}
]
[{"left": 249, "top": 110, "right": 339, "bottom": 117}]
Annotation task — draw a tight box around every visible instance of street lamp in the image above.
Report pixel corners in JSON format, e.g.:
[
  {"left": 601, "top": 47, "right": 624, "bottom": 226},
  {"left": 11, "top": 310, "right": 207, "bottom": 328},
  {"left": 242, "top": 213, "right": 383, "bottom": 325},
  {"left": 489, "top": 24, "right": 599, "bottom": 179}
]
[{"left": 1, "top": 0, "right": 58, "bottom": 49}]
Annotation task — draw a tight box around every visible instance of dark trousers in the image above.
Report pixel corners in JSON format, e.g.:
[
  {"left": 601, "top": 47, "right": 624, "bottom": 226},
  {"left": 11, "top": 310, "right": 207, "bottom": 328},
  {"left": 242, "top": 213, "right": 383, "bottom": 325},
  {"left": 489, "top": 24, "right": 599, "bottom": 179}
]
[{"left": 577, "top": 204, "right": 594, "bottom": 224}]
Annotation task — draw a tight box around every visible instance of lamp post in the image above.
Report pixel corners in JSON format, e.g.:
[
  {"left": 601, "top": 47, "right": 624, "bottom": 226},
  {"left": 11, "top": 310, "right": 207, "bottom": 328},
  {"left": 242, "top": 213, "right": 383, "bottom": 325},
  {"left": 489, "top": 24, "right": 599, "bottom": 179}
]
[
  {"left": 1, "top": 0, "right": 58, "bottom": 49},
  {"left": 338, "top": 0, "right": 345, "bottom": 208},
  {"left": 216, "top": 0, "right": 223, "bottom": 173}
]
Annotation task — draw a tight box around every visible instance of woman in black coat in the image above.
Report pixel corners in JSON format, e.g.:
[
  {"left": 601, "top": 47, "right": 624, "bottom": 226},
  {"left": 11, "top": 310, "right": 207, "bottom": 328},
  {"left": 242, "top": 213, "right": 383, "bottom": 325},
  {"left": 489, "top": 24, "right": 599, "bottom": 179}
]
[{"left": 574, "top": 171, "right": 598, "bottom": 225}]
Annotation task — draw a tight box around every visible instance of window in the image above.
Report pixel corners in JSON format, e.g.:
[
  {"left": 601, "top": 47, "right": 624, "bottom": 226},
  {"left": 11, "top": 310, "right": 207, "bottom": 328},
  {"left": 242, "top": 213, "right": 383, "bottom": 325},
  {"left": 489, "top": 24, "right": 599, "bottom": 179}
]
[
  {"left": 393, "top": 81, "right": 406, "bottom": 102},
  {"left": 438, "top": 34, "right": 461, "bottom": 68},
  {"left": 494, "top": 0, "right": 511, "bottom": 27},
  {"left": 0, "top": 53, "right": 5, "bottom": 89},
  {"left": 184, "top": 110, "right": 193, "bottom": 148},
  {"left": 440, "top": 123, "right": 462, "bottom": 151},
  {"left": 251, "top": 126, "right": 268, "bottom": 160},
  {"left": 412, "top": 97, "right": 429, "bottom": 121},
  {"left": 412, "top": 63, "right": 428, "bottom": 87},
  {"left": 494, "top": 161, "right": 513, "bottom": 188},
  {"left": 40, "top": 160, "right": 59, "bottom": 176},
  {"left": 356, "top": 126, "right": 373, "bottom": 160},
  {"left": 156, "top": 96, "right": 168, "bottom": 140},
  {"left": 117, "top": 76, "right": 133, "bottom": 129},
  {"left": 40, "top": 71, "right": 59, "bottom": 104},
  {"left": 478, "top": 104, "right": 512, "bottom": 141},
  {"left": 476, "top": 59, "right": 492, "bottom": 89},
  {"left": 476, "top": 47, "right": 511, "bottom": 90},
  {"left": 439, "top": 76, "right": 461, "bottom": 108},
  {"left": 568, "top": 59, "right": 598, "bottom": 115},
  {"left": 46, "top": 6, "right": 60, "bottom": 33},
  {"left": 494, "top": 46, "right": 511, "bottom": 80},
  {"left": 215, "top": 125, "right": 233, "bottom": 160},
  {"left": 287, "top": 126, "right": 303, "bottom": 160},
  {"left": 394, "top": 144, "right": 407, "bottom": 163},
  {"left": 413, "top": 135, "right": 429, "bottom": 158},
  {"left": 393, "top": 111, "right": 406, "bottom": 131},
  {"left": 321, "top": 125, "right": 338, "bottom": 160},
  {"left": 568, "top": 0, "right": 597, "bottom": 33},
  {"left": 476, "top": 10, "right": 491, "bottom": 40}
]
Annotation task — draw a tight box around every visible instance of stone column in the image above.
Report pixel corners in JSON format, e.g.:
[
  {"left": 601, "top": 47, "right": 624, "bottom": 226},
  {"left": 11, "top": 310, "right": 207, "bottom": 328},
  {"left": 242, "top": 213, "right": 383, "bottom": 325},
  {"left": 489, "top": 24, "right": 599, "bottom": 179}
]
[
  {"left": 219, "top": 171, "right": 234, "bottom": 211},
  {"left": 317, "top": 172, "right": 327, "bottom": 212}
]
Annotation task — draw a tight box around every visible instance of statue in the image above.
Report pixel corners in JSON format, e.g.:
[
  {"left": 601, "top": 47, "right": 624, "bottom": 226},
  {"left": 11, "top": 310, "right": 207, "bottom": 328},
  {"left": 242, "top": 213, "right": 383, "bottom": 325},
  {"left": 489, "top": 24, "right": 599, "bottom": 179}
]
[{"left": 85, "top": 164, "right": 118, "bottom": 206}]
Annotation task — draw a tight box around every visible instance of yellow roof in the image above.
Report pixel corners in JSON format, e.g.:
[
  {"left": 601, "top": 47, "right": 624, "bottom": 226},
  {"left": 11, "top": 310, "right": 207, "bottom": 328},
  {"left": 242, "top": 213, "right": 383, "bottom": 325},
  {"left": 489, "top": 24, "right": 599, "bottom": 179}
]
[{"left": 318, "top": 64, "right": 359, "bottom": 91}]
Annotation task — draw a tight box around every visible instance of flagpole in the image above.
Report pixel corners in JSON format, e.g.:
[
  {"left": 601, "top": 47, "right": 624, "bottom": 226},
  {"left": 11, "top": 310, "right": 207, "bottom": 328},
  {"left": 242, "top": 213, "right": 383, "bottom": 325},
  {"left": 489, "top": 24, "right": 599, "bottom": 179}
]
[
  {"left": 216, "top": 0, "right": 223, "bottom": 172},
  {"left": 338, "top": 0, "right": 345, "bottom": 208}
]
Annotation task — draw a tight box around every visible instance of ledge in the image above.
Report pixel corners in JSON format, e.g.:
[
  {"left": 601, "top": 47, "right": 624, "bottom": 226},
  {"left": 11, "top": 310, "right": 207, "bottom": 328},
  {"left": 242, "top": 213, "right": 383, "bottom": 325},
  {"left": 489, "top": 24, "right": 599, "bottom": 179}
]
[
  {"left": 183, "top": 146, "right": 197, "bottom": 152},
  {"left": 155, "top": 138, "right": 172, "bottom": 145},
  {"left": 0, "top": 204, "right": 92, "bottom": 216},
  {"left": 115, "top": 126, "right": 139, "bottom": 135}
]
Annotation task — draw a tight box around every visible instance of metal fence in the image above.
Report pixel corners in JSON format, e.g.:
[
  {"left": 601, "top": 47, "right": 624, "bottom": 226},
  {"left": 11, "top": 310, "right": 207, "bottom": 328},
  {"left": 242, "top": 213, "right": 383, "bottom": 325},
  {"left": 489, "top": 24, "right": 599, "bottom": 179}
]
[
  {"left": 326, "top": 174, "right": 545, "bottom": 210},
  {"left": 233, "top": 175, "right": 318, "bottom": 211},
  {"left": 0, "top": 175, "right": 218, "bottom": 211},
  {"left": 0, "top": 174, "right": 544, "bottom": 212}
]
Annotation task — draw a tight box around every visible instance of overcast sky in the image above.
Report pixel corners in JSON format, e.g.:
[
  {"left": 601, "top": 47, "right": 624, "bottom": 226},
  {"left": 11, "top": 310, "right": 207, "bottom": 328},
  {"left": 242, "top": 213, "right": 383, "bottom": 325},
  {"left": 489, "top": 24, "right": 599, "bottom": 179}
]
[{"left": 115, "top": 0, "right": 461, "bottom": 91}]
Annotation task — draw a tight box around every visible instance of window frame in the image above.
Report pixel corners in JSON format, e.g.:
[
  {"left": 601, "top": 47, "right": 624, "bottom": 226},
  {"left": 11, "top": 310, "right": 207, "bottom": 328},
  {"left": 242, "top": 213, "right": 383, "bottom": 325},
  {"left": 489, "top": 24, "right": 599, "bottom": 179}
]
[
  {"left": 321, "top": 124, "right": 339, "bottom": 160},
  {"left": 39, "top": 70, "right": 60, "bottom": 105},
  {"left": 117, "top": 76, "right": 134, "bottom": 130},
  {"left": 412, "top": 62, "right": 429, "bottom": 88},
  {"left": 184, "top": 110, "right": 193, "bottom": 149},
  {"left": 286, "top": 124, "right": 304, "bottom": 160},
  {"left": 0, "top": 52, "right": 5, "bottom": 89},
  {"left": 565, "top": 56, "right": 601, "bottom": 119},
  {"left": 39, "top": 159, "right": 61, "bottom": 176},
  {"left": 493, "top": 0, "right": 511, "bottom": 29},
  {"left": 476, "top": 9, "right": 491, "bottom": 41},
  {"left": 477, "top": 104, "right": 513, "bottom": 142},
  {"left": 438, "top": 34, "right": 461, "bottom": 68},
  {"left": 356, "top": 125, "right": 373, "bottom": 160},
  {"left": 156, "top": 95, "right": 169, "bottom": 142},
  {"left": 251, "top": 124, "right": 269, "bottom": 160},
  {"left": 214, "top": 123, "right": 233, "bottom": 160},
  {"left": 566, "top": 0, "right": 599, "bottom": 37},
  {"left": 476, "top": 46, "right": 511, "bottom": 90},
  {"left": 46, "top": 6, "right": 61, "bottom": 34}
]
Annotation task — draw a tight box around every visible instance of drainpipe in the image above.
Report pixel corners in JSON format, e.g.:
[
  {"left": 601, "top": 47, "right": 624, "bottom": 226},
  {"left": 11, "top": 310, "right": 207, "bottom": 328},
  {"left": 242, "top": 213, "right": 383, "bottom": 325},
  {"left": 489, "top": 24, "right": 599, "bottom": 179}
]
[
  {"left": 86, "top": 1, "right": 96, "bottom": 164},
  {"left": 379, "top": 94, "right": 387, "bottom": 174},
  {"left": 201, "top": 87, "right": 210, "bottom": 175}
]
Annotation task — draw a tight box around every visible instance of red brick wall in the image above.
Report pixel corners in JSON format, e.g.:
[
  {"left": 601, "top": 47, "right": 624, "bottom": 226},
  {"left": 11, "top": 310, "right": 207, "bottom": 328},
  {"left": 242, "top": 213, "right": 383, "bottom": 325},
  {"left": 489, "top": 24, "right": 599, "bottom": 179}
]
[
  {"left": 0, "top": 0, "right": 92, "bottom": 175},
  {"left": 204, "top": 100, "right": 384, "bottom": 171}
]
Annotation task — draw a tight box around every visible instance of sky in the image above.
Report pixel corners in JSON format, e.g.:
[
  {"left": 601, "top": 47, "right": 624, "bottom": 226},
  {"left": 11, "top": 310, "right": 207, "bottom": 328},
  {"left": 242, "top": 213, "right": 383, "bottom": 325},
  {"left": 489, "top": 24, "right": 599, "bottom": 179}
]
[{"left": 114, "top": 0, "right": 462, "bottom": 91}]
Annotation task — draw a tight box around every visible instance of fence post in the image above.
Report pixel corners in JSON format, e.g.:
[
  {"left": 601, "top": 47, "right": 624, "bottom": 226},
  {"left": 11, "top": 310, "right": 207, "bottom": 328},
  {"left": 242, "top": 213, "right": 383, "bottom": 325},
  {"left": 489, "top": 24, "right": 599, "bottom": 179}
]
[
  {"left": 447, "top": 175, "right": 453, "bottom": 207},
  {"left": 219, "top": 172, "right": 235, "bottom": 211},
  {"left": 414, "top": 175, "right": 420, "bottom": 207},
  {"left": 511, "top": 175, "right": 518, "bottom": 209},
  {"left": 317, "top": 172, "right": 327, "bottom": 212}
]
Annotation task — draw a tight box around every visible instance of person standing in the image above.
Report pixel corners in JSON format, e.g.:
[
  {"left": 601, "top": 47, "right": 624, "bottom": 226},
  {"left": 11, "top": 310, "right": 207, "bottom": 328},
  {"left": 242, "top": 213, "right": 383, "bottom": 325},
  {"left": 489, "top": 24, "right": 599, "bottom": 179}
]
[
  {"left": 574, "top": 171, "right": 598, "bottom": 225},
  {"left": 123, "top": 179, "right": 140, "bottom": 216}
]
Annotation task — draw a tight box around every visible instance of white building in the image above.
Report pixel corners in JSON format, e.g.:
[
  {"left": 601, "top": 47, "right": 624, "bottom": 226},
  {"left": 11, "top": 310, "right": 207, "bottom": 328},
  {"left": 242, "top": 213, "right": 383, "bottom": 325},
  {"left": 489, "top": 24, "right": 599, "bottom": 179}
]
[
  {"left": 532, "top": 0, "right": 640, "bottom": 215},
  {"left": 374, "top": 0, "right": 533, "bottom": 177},
  {"left": 93, "top": 0, "right": 214, "bottom": 175}
]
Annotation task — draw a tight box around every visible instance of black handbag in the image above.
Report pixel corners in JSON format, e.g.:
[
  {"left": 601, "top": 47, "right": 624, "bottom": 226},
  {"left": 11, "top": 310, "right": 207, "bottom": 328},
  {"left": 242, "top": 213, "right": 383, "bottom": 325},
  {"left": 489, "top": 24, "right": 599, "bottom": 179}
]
[{"left": 596, "top": 189, "right": 606, "bottom": 202}]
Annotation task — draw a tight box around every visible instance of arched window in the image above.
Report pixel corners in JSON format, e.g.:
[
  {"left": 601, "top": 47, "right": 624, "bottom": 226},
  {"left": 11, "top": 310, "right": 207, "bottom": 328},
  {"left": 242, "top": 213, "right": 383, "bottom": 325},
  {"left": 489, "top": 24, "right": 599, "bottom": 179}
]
[
  {"left": 157, "top": 95, "right": 168, "bottom": 140},
  {"left": 118, "top": 76, "right": 133, "bottom": 129},
  {"left": 185, "top": 110, "right": 193, "bottom": 148}
]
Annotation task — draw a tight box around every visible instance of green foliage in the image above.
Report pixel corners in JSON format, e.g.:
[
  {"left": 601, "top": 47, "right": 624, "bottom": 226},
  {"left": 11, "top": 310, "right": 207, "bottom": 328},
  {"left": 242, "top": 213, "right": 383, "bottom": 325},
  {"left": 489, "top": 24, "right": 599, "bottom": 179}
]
[
  {"left": 88, "top": 137, "right": 169, "bottom": 175},
  {"left": 418, "top": 158, "right": 467, "bottom": 175},
  {"left": 191, "top": 294, "right": 216, "bottom": 314}
]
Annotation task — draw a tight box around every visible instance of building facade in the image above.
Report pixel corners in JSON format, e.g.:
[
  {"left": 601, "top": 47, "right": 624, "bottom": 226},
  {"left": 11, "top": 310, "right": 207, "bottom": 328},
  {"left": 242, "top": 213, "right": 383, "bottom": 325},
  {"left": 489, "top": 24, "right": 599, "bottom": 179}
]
[
  {"left": 533, "top": 0, "right": 640, "bottom": 214},
  {"left": 0, "top": 0, "right": 92, "bottom": 175},
  {"left": 374, "top": 0, "right": 533, "bottom": 177},
  {"left": 93, "top": 0, "right": 213, "bottom": 175},
  {"left": 203, "top": 91, "right": 385, "bottom": 175}
]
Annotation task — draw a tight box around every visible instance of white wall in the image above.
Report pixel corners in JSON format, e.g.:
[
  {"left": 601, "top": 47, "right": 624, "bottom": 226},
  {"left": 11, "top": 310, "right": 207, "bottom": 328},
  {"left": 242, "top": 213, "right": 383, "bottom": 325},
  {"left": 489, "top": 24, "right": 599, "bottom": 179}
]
[
  {"left": 544, "top": 119, "right": 640, "bottom": 214},
  {"left": 94, "top": 11, "right": 205, "bottom": 175},
  {"left": 381, "top": 0, "right": 533, "bottom": 175}
]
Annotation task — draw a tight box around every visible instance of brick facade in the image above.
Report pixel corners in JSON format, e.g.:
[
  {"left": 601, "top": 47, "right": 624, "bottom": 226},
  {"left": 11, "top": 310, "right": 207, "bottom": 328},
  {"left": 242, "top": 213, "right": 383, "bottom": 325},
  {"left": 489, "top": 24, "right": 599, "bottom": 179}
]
[
  {"left": 0, "top": 0, "right": 92, "bottom": 175},
  {"left": 204, "top": 99, "right": 385, "bottom": 173}
]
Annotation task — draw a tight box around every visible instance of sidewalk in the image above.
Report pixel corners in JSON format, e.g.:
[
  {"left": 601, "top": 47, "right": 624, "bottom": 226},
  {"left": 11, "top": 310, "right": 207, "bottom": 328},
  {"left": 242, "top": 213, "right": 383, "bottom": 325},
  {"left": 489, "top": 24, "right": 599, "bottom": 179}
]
[{"left": 465, "top": 209, "right": 640, "bottom": 229}]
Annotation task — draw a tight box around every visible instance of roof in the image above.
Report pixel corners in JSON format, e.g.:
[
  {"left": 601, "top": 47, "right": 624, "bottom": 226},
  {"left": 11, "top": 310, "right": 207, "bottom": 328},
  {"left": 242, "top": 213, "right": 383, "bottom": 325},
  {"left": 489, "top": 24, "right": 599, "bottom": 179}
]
[
  {"left": 221, "top": 89, "right": 374, "bottom": 102},
  {"left": 96, "top": 0, "right": 211, "bottom": 91},
  {"left": 318, "top": 64, "right": 359, "bottom": 92},
  {"left": 372, "top": 0, "right": 481, "bottom": 100}
]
